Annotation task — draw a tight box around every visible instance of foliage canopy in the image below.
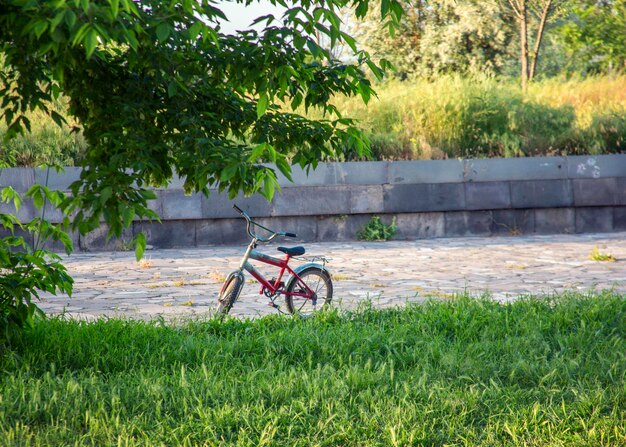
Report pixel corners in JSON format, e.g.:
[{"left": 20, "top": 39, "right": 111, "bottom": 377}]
[
  {"left": 1, "top": 0, "right": 400, "bottom": 235},
  {"left": 0, "top": 0, "right": 401, "bottom": 340}
]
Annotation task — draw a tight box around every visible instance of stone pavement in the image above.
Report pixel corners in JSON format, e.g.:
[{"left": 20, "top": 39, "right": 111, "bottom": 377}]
[{"left": 39, "top": 232, "right": 626, "bottom": 320}]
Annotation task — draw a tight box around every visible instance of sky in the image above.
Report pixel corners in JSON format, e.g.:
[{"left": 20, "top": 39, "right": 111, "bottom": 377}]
[{"left": 217, "top": 0, "right": 287, "bottom": 34}]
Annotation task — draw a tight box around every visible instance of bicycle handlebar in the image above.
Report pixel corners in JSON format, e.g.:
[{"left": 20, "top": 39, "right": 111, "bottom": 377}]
[{"left": 232, "top": 204, "right": 297, "bottom": 242}]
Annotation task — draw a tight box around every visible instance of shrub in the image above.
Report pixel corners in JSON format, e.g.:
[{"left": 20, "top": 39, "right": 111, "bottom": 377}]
[
  {"left": 0, "top": 183, "right": 73, "bottom": 345},
  {"left": 357, "top": 215, "right": 397, "bottom": 241}
]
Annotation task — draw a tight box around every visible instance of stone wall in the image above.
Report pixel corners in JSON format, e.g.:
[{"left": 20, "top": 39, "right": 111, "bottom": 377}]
[{"left": 1, "top": 155, "right": 625, "bottom": 249}]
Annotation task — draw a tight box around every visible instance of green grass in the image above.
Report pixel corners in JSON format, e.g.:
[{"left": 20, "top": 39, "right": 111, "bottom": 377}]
[{"left": 1, "top": 292, "right": 625, "bottom": 446}]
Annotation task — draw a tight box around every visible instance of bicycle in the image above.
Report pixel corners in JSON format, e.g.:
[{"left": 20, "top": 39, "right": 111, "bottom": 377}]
[{"left": 215, "top": 204, "right": 333, "bottom": 316}]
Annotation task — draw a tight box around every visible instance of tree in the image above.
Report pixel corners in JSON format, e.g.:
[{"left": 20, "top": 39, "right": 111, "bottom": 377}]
[
  {"left": 505, "top": 0, "right": 568, "bottom": 90},
  {"left": 351, "top": 0, "right": 514, "bottom": 78},
  {"left": 559, "top": 0, "right": 626, "bottom": 74},
  {"left": 350, "top": 0, "right": 425, "bottom": 78},
  {"left": 0, "top": 0, "right": 402, "bottom": 339}
]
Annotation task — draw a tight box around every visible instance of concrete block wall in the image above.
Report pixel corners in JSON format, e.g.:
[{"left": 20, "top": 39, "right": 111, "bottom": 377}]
[{"left": 1, "top": 155, "right": 625, "bottom": 249}]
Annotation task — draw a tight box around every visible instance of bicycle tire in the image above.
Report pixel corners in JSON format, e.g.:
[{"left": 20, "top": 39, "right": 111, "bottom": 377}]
[
  {"left": 284, "top": 266, "right": 333, "bottom": 316},
  {"left": 216, "top": 273, "right": 244, "bottom": 316}
]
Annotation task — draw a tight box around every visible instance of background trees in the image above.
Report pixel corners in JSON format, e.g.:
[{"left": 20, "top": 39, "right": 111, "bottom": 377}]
[
  {"left": 559, "top": 0, "right": 626, "bottom": 74},
  {"left": 350, "top": 0, "right": 625, "bottom": 82},
  {"left": 352, "top": 0, "right": 514, "bottom": 78}
]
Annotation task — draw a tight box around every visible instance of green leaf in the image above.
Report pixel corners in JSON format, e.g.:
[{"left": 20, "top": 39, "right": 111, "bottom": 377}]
[
  {"left": 50, "top": 12, "right": 66, "bottom": 31},
  {"left": 381, "top": 0, "right": 390, "bottom": 17},
  {"left": 188, "top": 21, "right": 203, "bottom": 40},
  {"left": 135, "top": 232, "right": 146, "bottom": 261},
  {"left": 275, "top": 158, "right": 293, "bottom": 182},
  {"left": 156, "top": 23, "right": 170, "bottom": 43},
  {"left": 32, "top": 20, "right": 48, "bottom": 39},
  {"left": 355, "top": 1, "right": 369, "bottom": 18},
  {"left": 249, "top": 143, "right": 267, "bottom": 162},
  {"left": 57, "top": 231, "right": 74, "bottom": 255},
  {"left": 220, "top": 164, "right": 238, "bottom": 182},
  {"left": 50, "top": 110, "right": 66, "bottom": 127},
  {"left": 26, "top": 185, "right": 44, "bottom": 209},
  {"left": 125, "top": 30, "right": 139, "bottom": 50},
  {"left": 1, "top": 187, "right": 22, "bottom": 211},
  {"left": 85, "top": 28, "right": 98, "bottom": 58},
  {"left": 293, "top": 35, "right": 306, "bottom": 50},
  {"left": 262, "top": 175, "right": 275, "bottom": 200},
  {"left": 291, "top": 92, "right": 303, "bottom": 111},
  {"left": 139, "top": 189, "right": 157, "bottom": 201},
  {"left": 366, "top": 60, "right": 384, "bottom": 81},
  {"left": 390, "top": 0, "right": 404, "bottom": 21},
  {"left": 100, "top": 186, "right": 112, "bottom": 204},
  {"left": 257, "top": 93, "right": 269, "bottom": 119},
  {"left": 306, "top": 39, "right": 320, "bottom": 58},
  {"left": 110, "top": 0, "right": 120, "bottom": 18},
  {"left": 167, "top": 81, "right": 178, "bottom": 97},
  {"left": 65, "top": 10, "right": 77, "bottom": 29},
  {"left": 122, "top": 205, "right": 135, "bottom": 228},
  {"left": 265, "top": 144, "right": 277, "bottom": 163}
]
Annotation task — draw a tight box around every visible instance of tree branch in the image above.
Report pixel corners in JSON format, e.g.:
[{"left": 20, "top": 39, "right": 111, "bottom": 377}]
[{"left": 529, "top": 0, "right": 553, "bottom": 82}]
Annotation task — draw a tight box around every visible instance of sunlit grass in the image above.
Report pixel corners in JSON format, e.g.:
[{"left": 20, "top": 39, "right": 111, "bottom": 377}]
[
  {"left": 3, "top": 77, "right": 625, "bottom": 167},
  {"left": 325, "top": 75, "right": 626, "bottom": 160},
  {"left": 1, "top": 291, "right": 624, "bottom": 446},
  {"left": 0, "top": 100, "right": 86, "bottom": 167}
]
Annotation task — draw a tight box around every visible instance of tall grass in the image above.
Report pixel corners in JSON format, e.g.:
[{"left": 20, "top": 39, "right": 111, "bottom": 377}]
[
  {"left": 0, "top": 102, "right": 86, "bottom": 168},
  {"left": 331, "top": 75, "right": 626, "bottom": 160},
  {"left": 1, "top": 292, "right": 624, "bottom": 446},
  {"left": 2, "top": 77, "right": 624, "bottom": 166}
]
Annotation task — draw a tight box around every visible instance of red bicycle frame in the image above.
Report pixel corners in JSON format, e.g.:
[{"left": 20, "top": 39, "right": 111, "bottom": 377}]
[{"left": 240, "top": 249, "right": 315, "bottom": 300}]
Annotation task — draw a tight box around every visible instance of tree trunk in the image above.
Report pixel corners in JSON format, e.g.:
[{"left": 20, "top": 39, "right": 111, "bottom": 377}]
[
  {"left": 529, "top": 0, "right": 552, "bottom": 82},
  {"left": 519, "top": 0, "right": 529, "bottom": 92}
]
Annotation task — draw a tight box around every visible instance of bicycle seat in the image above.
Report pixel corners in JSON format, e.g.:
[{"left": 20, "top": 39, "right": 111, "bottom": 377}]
[{"left": 277, "top": 246, "right": 305, "bottom": 256}]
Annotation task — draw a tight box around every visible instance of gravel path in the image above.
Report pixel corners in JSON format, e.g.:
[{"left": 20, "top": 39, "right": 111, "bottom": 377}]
[{"left": 39, "top": 232, "right": 626, "bottom": 320}]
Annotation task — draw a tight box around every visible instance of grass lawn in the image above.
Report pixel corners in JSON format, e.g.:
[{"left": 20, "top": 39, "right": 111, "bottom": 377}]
[{"left": 1, "top": 292, "right": 624, "bottom": 446}]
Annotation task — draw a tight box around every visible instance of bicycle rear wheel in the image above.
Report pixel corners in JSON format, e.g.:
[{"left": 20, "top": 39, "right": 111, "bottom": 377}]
[
  {"left": 216, "top": 273, "right": 244, "bottom": 316},
  {"left": 284, "top": 267, "right": 333, "bottom": 316}
]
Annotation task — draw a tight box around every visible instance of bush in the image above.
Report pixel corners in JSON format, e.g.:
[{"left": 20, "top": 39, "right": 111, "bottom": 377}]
[
  {"left": 0, "top": 184, "right": 73, "bottom": 345},
  {"left": 357, "top": 215, "right": 397, "bottom": 241}
]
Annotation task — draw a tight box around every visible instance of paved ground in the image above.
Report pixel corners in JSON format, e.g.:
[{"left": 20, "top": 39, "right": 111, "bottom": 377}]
[{"left": 40, "top": 232, "right": 626, "bottom": 320}]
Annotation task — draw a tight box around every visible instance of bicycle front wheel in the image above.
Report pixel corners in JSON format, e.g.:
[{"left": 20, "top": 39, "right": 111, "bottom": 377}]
[
  {"left": 285, "top": 267, "right": 333, "bottom": 316},
  {"left": 216, "top": 273, "right": 244, "bottom": 316}
]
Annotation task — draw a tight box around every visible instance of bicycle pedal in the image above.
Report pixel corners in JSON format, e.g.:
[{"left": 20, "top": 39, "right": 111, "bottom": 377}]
[{"left": 267, "top": 301, "right": 280, "bottom": 309}]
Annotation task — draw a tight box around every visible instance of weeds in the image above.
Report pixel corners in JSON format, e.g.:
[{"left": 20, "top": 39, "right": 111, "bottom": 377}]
[
  {"left": 208, "top": 271, "right": 227, "bottom": 283},
  {"left": 331, "top": 274, "right": 353, "bottom": 281},
  {"left": 138, "top": 258, "right": 153, "bottom": 269},
  {"left": 589, "top": 245, "right": 617, "bottom": 262},
  {"left": 357, "top": 216, "right": 397, "bottom": 241}
]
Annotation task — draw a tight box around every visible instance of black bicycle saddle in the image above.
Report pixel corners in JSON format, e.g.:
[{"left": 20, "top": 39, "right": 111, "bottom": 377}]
[{"left": 277, "top": 246, "right": 306, "bottom": 256}]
